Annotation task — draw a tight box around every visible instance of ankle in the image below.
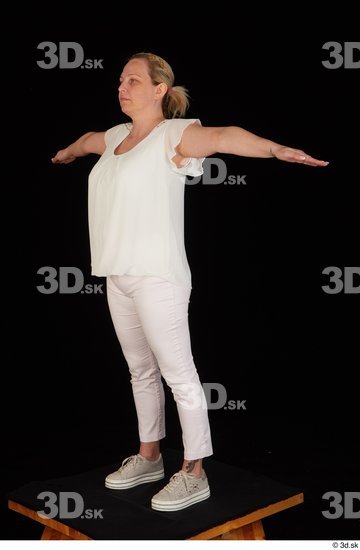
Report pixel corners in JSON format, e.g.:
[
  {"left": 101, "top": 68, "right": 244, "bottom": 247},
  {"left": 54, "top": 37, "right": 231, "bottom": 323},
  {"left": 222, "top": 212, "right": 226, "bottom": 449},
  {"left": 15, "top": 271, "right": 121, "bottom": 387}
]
[
  {"left": 182, "top": 467, "right": 203, "bottom": 478},
  {"left": 139, "top": 441, "right": 160, "bottom": 462},
  {"left": 139, "top": 452, "right": 161, "bottom": 462},
  {"left": 182, "top": 459, "right": 203, "bottom": 478}
]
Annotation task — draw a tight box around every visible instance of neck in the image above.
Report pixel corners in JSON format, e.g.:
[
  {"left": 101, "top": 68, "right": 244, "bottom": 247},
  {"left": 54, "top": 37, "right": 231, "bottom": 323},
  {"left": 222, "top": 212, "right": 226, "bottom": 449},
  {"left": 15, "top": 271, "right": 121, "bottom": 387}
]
[{"left": 129, "top": 113, "right": 165, "bottom": 137}]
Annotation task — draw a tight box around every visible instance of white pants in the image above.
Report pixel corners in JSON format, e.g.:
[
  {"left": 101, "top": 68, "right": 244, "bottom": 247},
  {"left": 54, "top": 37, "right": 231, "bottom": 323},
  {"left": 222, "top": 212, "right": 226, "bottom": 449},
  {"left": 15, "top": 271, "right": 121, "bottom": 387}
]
[{"left": 106, "top": 274, "right": 213, "bottom": 460}]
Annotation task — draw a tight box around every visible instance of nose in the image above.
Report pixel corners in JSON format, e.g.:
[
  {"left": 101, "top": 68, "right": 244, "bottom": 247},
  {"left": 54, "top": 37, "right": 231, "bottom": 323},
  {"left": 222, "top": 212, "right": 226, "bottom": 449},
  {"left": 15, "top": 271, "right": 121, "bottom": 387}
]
[{"left": 118, "top": 82, "right": 126, "bottom": 94}]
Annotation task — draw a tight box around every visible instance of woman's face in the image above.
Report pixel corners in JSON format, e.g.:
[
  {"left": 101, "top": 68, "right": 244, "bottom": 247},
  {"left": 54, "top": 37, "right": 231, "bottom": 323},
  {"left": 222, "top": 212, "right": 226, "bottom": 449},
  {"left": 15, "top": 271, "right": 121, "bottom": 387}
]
[{"left": 118, "top": 58, "right": 162, "bottom": 116}]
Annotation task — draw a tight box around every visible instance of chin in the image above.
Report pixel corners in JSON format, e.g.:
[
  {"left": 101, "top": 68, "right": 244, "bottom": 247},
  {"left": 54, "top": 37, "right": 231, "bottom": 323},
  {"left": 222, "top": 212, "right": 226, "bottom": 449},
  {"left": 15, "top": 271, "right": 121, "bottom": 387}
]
[{"left": 120, "top": 103, "right": 132, "bottom": 116}]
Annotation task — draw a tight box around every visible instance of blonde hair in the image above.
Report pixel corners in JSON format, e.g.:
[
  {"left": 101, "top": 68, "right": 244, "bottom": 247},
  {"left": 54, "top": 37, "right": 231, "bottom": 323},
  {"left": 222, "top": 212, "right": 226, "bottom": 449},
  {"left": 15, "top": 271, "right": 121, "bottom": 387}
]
[{"left": 128, "top": 52, "right": 189, "bottom": 119}]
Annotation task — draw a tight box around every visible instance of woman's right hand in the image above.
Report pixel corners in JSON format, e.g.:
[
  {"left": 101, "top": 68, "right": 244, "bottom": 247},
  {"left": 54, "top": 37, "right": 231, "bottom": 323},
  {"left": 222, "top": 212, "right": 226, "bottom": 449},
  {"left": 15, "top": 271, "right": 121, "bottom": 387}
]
[{"left": 51, "top": 148, "right": 76, "bottom": 164}]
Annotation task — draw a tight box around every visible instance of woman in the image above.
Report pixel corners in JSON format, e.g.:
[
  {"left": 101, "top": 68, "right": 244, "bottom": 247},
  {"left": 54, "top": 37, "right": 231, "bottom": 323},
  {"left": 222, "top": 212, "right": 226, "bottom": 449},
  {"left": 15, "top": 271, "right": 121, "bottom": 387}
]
[{"left": 52, "top": 52, "right": 328, "bottom": 512}]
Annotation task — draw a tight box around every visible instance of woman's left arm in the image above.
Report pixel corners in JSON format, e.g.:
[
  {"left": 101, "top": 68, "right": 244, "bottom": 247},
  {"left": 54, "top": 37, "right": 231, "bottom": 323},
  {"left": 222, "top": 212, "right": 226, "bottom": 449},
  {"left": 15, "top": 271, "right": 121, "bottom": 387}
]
[{"left": 177, "top": 123, "right": 329, "bottom": 167}]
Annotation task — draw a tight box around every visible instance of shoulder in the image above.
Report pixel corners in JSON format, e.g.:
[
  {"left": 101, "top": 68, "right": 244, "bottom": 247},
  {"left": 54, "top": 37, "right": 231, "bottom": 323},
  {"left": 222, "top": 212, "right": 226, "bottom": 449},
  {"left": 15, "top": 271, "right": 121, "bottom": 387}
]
[
  {"left": 105, "top": 123, "right": 129, "bottom": 147},
  {"left": 163, "top": 118, "right": 202, "bottom": 144},
  {"left": 105, "top": 122, "right": 129, "bottom": 135},
  {"left": 165, "top": 118, "right": 201, "bottom": 130}
]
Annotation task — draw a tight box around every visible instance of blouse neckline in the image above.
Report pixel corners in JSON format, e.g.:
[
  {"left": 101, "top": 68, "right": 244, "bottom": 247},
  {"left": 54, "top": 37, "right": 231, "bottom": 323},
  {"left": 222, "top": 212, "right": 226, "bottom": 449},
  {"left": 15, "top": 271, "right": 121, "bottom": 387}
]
[{"left": 113, "top": 119, "right": 168, "bottom": 157}]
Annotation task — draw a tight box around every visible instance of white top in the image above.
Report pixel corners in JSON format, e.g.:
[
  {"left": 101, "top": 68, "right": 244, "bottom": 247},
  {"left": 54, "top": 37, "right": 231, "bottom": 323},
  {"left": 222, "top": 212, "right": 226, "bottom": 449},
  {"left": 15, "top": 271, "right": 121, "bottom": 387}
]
[{"left": 88, "top": 118, "right": 205, "bottom": 289}]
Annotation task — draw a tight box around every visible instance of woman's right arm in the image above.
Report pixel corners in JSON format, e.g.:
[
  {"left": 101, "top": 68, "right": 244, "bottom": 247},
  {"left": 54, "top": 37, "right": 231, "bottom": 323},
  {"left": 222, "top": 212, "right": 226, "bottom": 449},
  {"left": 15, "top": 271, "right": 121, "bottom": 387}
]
[{"left": 51, "top": 131, "right": 106, "bottom": 164}]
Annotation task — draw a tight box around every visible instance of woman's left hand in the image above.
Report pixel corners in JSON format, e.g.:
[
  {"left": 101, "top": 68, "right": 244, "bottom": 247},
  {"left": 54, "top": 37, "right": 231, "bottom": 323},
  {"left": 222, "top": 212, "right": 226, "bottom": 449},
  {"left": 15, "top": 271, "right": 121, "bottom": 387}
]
[{"left": 273, "top": 146, "right": 329, "bottom": 167}]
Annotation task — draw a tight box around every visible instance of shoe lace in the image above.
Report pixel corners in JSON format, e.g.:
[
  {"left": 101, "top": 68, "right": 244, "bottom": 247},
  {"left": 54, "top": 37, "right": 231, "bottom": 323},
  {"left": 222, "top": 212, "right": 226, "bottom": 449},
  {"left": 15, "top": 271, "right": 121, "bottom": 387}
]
[
  {"left": 119, "top": 454, "right": 138, "bottom": 472},
  {"left": 163, "top": 471, "right": 190, "bottom": 493}
]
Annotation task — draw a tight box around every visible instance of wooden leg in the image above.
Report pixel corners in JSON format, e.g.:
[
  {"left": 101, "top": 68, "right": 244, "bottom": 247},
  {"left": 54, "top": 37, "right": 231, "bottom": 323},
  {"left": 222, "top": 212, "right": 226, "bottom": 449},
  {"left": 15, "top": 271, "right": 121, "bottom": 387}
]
[
  {"left": 39, "top": 521, "right": 265, "bottom": 541},
  {"left": 41, "top": 526, "right": 74, "bottom": 540},
  {"left": 212, "top": 519, "right": 266, "bottom": 540},
  {"left": 8, "top": 500, "right": 91, "bottom": 540}
]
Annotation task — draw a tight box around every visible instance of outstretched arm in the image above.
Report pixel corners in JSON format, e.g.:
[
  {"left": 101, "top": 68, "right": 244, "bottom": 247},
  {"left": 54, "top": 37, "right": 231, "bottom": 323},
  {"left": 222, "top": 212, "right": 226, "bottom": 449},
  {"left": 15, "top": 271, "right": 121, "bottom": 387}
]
[
  {"left": 51, "top": 131, "right": 106, "bottom": 164},
  {"left": 177, "top": 124, "right": 329, "bottom": 167}
]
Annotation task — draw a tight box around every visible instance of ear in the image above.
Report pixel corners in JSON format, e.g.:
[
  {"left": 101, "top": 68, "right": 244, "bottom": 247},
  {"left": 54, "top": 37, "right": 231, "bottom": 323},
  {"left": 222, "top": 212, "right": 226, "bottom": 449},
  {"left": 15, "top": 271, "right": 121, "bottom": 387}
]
[{"left": 155, "top": 82, "right": 167, "bottom": 100}]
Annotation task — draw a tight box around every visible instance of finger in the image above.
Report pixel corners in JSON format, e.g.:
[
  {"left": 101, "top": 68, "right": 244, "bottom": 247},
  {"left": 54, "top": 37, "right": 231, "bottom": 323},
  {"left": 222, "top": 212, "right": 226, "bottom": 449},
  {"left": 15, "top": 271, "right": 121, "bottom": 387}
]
[
  {"left": 305, "top": 160, "right": 329, "bottom": 167},
  {"left": 291, "top": 150, "right": 329, "bottom": 166},
  {"left": 284, "top": 149, "right": 307, "bottom": 163},
  {"left": 302, "top": 155, "right": 329, "bottom": 166}
]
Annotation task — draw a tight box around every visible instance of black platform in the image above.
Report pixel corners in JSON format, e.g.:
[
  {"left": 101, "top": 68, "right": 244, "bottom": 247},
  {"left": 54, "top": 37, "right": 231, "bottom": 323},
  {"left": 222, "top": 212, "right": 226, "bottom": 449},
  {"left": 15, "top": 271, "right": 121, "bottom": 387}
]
[{"left": 7, "top": 449, "right": 303, "bottom": 540}]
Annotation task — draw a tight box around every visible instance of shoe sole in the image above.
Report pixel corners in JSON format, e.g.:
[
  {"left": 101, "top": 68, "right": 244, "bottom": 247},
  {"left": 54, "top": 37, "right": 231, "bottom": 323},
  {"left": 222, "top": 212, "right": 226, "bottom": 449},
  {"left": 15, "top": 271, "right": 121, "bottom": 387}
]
[
  {"left": 105, "top": 469, "right": 165, "bottom": 490},
  {"left": 151, "top": 486, "right": 210, "bottom": 511}
]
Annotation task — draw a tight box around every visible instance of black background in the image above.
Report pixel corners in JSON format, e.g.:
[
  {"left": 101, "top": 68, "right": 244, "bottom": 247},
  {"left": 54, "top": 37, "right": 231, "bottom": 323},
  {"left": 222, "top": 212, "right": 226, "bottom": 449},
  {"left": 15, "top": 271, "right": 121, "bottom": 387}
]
[{"left": 3, "top": 7, "right": 359, "bottom": 541}]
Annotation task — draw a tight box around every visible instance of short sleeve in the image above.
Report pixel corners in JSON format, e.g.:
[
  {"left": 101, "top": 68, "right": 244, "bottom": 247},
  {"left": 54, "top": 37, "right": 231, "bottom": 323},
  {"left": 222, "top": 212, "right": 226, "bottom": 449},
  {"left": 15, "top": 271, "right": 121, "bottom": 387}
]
[
  {"left": 104, "top": 124, "right": 125, "bottom": 149},
  {"left": 164, "top": 119, "right": 205, "bottom": 176}
]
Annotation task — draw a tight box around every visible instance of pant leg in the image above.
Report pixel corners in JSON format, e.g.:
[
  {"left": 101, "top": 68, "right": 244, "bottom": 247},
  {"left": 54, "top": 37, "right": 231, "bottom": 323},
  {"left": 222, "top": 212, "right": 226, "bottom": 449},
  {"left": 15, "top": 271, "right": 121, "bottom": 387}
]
[
  {"left": 106, "top": 275, "right": 166, "bottom": 443},
  {"left": 126, "top": 276, "right": 213, "bottom": 460}
]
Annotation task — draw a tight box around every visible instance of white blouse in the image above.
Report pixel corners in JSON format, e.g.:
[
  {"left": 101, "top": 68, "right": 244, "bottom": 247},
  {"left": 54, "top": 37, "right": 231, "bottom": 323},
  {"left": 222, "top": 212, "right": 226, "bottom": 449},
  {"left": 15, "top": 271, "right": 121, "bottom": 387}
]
[{"left": 88, "top": 118, "right": 205, "bottom": 289}]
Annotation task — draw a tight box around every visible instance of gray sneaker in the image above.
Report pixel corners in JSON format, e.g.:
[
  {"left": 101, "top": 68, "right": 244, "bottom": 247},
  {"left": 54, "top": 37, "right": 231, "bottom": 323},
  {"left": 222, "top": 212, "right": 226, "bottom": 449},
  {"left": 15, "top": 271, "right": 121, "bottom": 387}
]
[
  {"left": 151, "top": 469, "right": 210, "bottom": 511},
  {"left": 105, "top": 454, "right": 164, "bottom": 489}
]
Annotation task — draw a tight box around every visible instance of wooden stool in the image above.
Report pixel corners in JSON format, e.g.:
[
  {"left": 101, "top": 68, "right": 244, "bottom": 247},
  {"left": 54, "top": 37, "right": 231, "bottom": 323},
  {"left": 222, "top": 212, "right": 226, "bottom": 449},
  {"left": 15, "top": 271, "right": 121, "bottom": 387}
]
[
  {"left": 9, "top": 492, "right": 303, "bottom": 540},
  {"left": 7, "top": 449, "right": 304, "bottom": 540}
]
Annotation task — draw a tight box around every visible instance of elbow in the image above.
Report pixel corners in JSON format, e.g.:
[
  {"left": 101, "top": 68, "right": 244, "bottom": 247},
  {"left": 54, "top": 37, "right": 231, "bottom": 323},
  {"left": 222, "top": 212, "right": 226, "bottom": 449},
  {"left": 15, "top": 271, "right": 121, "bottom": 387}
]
[
  {"left": 216, "top": 126, "right": 232, "bottom": 154},
  {"left": 82, "top": 132, "right": 97, "bottom": 155}
]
